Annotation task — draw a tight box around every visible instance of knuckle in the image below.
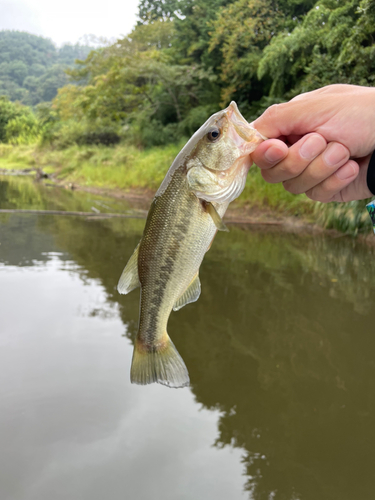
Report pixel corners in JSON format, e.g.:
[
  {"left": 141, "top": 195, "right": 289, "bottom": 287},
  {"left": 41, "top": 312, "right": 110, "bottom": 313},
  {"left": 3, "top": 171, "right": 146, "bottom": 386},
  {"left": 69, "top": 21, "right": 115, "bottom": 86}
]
[
  {"left": 261, "top": 169, "right": 272, "bottom": 183},
  {"left": 283, "top": 181, "right": 303, "bottom": 195},
  {"left": 263, "top": 103, "right": 281, "bottom": 121},
  {"left": 280, "top": 161, "right": 301, "bottom": 178},
  {"left": 289, "top": 163, "right": 303, "bottom": 177},
  {"left": 305, "top": 191, "right": 316, "bottom": 201},
  {"left": 306, "top": 190, "right": 323, "bottom": 202},
  {"left": 323, "top": 83, "right": 343, "bottom": 94},
  {"left": 306, "top": 183, "right": 332, "bottom": 202},
  {"left": 319, "top": 182, "right": 334, "bottom": 197},
  {"left": 331, "top": 84, "right": 346, "bottom": 92},
  {"left": 261, "top": 169, "right": 278, "bottom": 184},
  {"left": 334, "top": 191, "right": 345, "bottom": 203}
]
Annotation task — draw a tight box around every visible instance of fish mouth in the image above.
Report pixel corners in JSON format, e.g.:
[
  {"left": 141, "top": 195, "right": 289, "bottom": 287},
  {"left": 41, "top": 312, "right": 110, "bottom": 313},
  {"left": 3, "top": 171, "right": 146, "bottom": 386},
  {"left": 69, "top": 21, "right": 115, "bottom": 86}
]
[{"left": 226, "top": 101, "right": 264, "bottom": 154}]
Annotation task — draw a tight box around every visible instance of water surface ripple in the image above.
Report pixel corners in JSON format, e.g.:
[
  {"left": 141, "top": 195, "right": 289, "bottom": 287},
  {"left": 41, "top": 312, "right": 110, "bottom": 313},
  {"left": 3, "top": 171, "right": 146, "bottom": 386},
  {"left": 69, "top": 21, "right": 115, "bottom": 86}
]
[{"left": 1, "top": 176, "right": 375, "bottom": 500}]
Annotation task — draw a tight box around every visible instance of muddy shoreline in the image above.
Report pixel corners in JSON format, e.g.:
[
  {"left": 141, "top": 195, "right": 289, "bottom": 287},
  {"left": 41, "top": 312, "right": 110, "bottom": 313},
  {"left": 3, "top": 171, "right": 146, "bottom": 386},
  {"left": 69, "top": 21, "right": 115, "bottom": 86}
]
[{"left": 2, "top": 167, "right": 374, "bottom": 244}]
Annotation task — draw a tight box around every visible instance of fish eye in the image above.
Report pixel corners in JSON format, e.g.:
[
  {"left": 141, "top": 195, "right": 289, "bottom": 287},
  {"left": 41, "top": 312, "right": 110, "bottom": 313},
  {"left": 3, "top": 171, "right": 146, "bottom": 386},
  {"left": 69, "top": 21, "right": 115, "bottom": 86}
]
[{"left": 207, "top": 128, "right": 221, "bottom": 142}]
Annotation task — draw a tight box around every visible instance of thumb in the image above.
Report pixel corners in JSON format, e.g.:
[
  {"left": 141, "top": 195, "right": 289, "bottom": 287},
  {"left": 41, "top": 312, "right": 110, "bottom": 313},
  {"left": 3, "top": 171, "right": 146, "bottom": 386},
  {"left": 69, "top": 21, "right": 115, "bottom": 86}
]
[{"left": 252, "top": 100, "right": 319, "bottom": 139}]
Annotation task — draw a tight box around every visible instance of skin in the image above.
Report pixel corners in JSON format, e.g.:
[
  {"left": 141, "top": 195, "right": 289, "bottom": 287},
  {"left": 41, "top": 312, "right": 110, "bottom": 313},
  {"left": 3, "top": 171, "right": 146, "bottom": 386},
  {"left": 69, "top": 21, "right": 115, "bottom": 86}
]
[
  {"left": 137, "top": 109, "right": 253, "bottom": 356},
  {"left": 251, "top": 84, "right": 375, "bottom": 202},
  {"left": 123, "top": 102, "right": 262, "bottom": 387},
  {"left": 137, "top": 166, "right": 222, "bottom": 354}
]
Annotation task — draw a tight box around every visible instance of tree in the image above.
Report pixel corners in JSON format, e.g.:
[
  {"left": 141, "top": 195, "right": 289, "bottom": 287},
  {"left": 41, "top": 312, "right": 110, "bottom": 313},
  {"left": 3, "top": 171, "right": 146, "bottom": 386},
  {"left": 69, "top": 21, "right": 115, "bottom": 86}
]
[
  {"left": 257, "top": 0, "right": 375, "bottom": 98},
  {"left": 209, "top": 0, "right": 284, "bottom": 111},
  {"left": 0, "top": 31, "right": 92, "bottom": 104},
  {"left": 0, "top": 96, "right": 18, "bottom": 141},
  {"left": 58, "top": 22, "right": 217, "bottom": 145},
  {"left": 0, "top": 95, "right": 39, "bottom": 143},
  {"left": 138, "top": 0, "right": 182, "bottom": 23}
]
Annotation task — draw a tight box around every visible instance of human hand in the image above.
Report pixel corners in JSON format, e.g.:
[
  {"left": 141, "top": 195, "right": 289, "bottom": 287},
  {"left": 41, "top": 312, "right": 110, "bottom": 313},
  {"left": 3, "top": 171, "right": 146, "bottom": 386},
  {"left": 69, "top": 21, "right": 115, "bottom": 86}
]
[{"left": 251, "top": 84, "right": 375, "bottom": 202}]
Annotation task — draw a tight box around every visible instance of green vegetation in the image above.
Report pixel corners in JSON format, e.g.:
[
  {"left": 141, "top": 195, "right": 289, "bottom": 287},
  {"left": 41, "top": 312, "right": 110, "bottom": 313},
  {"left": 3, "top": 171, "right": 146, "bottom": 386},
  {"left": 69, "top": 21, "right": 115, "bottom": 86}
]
[
  {"left": 2, "top": 141, "right": 371, "bottom": 236},
  {"left": 0, "top": 31, "right": 91, "bottom": 105},
  {"left": 0, "top": 0, "right": 374, "bottom": 234}
]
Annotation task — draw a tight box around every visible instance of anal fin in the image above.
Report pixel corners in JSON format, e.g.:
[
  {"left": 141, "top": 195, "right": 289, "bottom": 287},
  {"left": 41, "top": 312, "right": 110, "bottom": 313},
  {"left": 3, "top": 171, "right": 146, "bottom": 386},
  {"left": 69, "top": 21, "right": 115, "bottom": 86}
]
[
  {"left": 117, "top": 242, "right": 140, "bottom": 295},
  {"left": 205, "top": 201, "right": 229, "bottom": 232},
  {"left": 173, "top": 272, "right": 201, "bottom": 311}
]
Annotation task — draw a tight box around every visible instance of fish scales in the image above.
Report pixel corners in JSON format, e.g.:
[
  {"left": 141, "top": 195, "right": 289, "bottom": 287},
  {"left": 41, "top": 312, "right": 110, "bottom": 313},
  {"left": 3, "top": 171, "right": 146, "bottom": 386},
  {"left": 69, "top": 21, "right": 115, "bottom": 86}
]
[
  {"left": 117, "top": 101, "right": 264, "bottom": 388},
  {"left": 138, "top": 166, "right": 220, "bottom": 349}
]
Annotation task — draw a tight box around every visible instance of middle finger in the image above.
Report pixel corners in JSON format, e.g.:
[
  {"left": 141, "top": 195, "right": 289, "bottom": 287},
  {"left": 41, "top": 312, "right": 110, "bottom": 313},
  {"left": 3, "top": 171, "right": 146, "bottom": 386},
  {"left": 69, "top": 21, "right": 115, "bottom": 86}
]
[
  {"left": 283, "top": 142, "right": 350, "bottom": 194},
  {"left": 261, "top": 133, "right": 327, "bottom": 184}
]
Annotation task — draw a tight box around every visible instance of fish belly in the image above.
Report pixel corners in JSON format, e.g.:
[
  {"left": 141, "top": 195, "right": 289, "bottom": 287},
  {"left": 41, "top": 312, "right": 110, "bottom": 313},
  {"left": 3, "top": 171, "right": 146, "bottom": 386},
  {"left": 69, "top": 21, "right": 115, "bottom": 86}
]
[{"left": 138, "top": 166, "right": 218, "bottom": 345}]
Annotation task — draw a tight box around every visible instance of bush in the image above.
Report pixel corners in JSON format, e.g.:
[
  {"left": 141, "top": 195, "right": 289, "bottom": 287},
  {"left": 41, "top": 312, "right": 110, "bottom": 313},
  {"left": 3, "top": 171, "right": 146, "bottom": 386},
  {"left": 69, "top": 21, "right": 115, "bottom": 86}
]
[
  {"left": 178, "top": 105, "right": 218, "bottom": 137},
  {"left": 0, "top": 96, "right": 21, "bottom": 142},
  {"left": 0, "top": 96, "right": 41, "bottom": 144},
  {"left": 314, "top": 200, "right": 373, "bottom": 236},
  {"left": 5, "top": 112, "right": 40, "bottom": 145},
  {"left": 124, "top": 118, "right": 180, "bottom": 148},
  {"left": 39, "top": 117, "right": 121, "bottom": 148},
  {"left": 75, "top": 129, "right": 120, "bottom": 146}
]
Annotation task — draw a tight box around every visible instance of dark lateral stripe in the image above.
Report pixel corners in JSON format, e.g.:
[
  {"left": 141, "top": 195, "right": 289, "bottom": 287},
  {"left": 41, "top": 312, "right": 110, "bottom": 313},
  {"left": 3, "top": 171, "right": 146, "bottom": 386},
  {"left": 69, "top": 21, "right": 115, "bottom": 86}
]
[{"left": 142, "top": 181, "right": 194, "bottom": 336}]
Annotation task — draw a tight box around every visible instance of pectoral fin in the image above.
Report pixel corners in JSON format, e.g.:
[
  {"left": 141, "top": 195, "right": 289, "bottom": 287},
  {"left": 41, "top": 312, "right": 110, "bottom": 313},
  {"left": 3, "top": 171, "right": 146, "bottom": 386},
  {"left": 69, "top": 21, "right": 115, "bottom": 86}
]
[
  {"left": 205, "top": 202, "right": 229, "bottom": 232},
  {"left": 117, "top": 242, "right": 140, "bottom": 295},
  {"left": 173, "top": 273, "right": 201, "bottom": 311}
]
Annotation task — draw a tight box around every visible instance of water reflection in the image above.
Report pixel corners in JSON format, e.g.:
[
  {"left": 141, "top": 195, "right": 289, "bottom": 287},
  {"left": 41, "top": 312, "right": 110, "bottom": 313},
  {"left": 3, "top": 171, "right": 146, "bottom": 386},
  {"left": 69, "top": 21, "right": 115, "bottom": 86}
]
[{"left": 1, "top": 176, "right": 375, "bottom": 500}]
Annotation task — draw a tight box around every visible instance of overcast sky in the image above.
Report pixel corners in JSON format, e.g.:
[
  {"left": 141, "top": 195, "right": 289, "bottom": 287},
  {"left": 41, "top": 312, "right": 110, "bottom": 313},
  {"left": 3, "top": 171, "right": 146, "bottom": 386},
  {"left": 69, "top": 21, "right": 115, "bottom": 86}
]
[{"left": 0, "top": 0, "right": 140, "bottom": 46}]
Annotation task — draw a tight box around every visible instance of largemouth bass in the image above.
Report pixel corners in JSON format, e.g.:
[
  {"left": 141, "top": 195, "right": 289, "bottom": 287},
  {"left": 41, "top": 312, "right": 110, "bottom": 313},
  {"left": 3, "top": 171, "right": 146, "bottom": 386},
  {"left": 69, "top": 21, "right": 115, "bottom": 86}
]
[{"left": 118, "top": 102, "right": 263, "bottom": 388}]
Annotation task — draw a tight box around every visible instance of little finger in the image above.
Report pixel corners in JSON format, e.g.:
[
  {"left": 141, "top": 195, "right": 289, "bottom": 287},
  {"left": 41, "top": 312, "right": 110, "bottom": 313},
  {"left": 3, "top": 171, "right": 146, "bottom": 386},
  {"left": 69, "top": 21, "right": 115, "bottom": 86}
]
[{"left": 305, "top": 160, "right": 359, "bottom": 202}]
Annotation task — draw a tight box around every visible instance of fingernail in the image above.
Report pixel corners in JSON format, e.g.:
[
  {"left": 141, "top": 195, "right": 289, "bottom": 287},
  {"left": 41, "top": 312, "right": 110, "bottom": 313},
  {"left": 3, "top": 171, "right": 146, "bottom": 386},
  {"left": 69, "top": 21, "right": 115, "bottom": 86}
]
[
  {"left": 323, "top": 144, "right": 348, "bottom": 166},
  {"left": 264, "top": 146, "right": 285, "bottom": 163},
  {"left": 300, "top": 135, "right": 325, "bottom": 159},
  {"left": 336, "top": 162, "right": 356, "bottom": 180}
]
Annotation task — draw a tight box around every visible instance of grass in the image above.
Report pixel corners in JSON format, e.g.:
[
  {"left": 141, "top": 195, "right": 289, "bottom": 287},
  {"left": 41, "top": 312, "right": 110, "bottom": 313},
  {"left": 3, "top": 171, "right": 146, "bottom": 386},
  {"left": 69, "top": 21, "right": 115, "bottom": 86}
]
[
  {"left": 0, "top": 141, "right": 310, "bottom": 209},
  {"left": 0, "top": 142, "right": 183, "bottom": 190},
  {"left": 0, "top": 144, "right": 38, "bottom": 169},
  {"left": 0, "top": 141, "right": 373, "bottom": 234}
]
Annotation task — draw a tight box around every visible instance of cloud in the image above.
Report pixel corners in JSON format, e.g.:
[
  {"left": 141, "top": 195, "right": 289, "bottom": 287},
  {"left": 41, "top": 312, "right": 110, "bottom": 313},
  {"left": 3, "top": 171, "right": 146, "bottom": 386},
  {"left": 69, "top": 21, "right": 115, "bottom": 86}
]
[
  {"left": 0, "top": 1, "right": 43, "bottom": 35},
  {"left": 0, "top": 0, "right": 139, "bottom": 46}
]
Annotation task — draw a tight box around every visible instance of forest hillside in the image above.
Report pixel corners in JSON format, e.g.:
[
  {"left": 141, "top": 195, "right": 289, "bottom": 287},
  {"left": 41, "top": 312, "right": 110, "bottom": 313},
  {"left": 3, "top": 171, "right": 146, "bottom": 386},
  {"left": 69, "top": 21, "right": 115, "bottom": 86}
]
[{"left": 0, "top": 31, "right": 91, "bottom": 105}]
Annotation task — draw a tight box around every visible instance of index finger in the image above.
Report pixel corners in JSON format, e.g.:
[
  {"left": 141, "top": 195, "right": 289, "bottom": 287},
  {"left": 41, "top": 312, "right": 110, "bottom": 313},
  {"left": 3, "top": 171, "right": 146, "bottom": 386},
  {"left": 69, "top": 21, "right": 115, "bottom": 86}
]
[{"left": 252, "top": 101, "right": 323, "bottom": 139}]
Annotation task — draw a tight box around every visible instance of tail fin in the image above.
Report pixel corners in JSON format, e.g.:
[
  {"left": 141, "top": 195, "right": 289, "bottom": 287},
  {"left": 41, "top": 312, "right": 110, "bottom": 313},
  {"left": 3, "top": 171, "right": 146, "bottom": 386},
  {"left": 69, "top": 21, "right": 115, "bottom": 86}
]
[{"left": 131, "top": 334, "right": 190, "bottom": 388}]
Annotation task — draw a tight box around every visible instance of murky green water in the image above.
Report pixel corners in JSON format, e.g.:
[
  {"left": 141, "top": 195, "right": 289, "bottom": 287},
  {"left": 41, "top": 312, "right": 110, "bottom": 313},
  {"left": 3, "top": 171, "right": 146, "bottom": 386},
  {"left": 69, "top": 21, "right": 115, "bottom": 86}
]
[{"left": 1, "top": 176, "right": 375, "bottom": 500}]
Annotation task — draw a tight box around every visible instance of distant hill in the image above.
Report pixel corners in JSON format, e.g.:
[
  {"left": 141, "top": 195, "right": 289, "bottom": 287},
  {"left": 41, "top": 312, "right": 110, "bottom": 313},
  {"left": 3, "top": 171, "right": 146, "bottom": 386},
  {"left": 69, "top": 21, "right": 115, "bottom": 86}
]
[{"left": 0, "top": 31, "right": 92, "bottom": 105}]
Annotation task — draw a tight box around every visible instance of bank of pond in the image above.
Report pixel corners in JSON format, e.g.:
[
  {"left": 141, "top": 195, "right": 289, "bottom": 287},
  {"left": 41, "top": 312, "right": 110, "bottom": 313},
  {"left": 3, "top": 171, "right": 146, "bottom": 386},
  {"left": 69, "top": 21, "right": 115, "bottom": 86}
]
[{"left": 0, "top": 143, "right": 373, "bottom": 236}]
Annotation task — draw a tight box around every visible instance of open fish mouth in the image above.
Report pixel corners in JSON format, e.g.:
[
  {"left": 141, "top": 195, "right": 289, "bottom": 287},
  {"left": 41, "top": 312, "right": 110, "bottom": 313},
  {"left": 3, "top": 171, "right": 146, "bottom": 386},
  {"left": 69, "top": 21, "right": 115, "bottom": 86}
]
[{"left": 226, "top": 101, "right": 264, "bottom": 155}]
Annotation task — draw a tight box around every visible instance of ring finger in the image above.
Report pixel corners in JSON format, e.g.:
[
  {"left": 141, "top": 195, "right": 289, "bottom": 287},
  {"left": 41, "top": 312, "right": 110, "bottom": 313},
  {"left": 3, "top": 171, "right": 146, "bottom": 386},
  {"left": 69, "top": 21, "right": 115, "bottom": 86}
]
[{"left": 282, "top": 141, "right": 350, "bottom": 194}]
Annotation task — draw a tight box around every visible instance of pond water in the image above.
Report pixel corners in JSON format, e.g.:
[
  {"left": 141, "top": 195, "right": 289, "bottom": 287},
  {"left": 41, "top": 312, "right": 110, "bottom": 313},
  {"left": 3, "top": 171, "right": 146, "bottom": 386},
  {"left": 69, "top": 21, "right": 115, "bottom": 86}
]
[{"left": 1, "top": 176, "right": 375, "bottom": 500}]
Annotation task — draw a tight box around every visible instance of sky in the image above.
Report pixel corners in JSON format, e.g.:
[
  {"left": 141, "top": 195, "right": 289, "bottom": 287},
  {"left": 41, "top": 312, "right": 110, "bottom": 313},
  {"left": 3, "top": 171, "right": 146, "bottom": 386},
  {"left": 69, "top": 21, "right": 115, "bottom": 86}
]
[{"left": 0, "top": 0, "right": 140, "bottom": 46}]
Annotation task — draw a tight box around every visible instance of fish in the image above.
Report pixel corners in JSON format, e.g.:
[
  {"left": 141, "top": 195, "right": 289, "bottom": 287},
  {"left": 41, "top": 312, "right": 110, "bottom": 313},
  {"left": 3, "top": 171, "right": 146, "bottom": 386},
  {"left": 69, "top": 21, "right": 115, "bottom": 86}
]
[{"left": 117, "top": 101, "right": 264, "bottom": 388}]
